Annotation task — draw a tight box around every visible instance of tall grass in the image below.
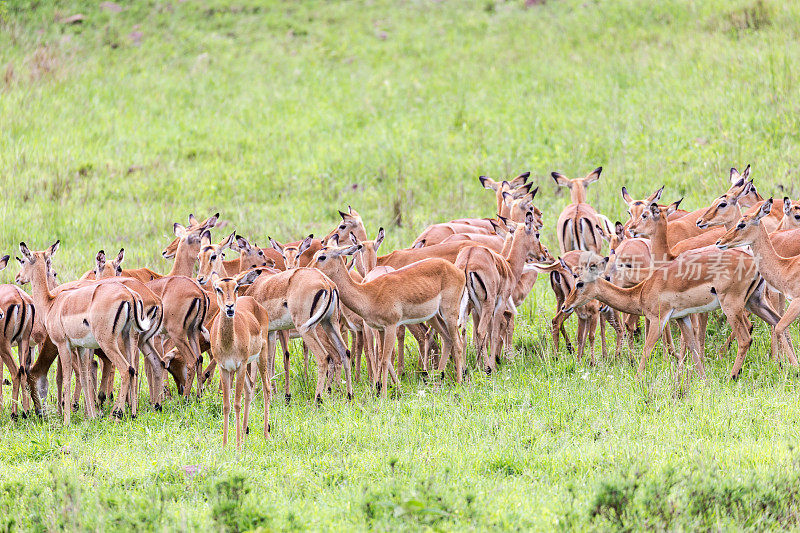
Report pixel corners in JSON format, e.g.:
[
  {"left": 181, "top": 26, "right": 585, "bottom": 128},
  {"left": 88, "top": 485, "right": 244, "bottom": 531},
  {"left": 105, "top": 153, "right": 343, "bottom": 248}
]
[{"left": 1, "top": 0, "right": 800, "bottom": 529}]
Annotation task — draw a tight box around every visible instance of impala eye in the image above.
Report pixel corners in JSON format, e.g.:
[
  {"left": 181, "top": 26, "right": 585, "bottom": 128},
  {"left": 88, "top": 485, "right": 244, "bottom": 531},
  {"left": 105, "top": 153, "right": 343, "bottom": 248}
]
[
  {"left": 576, "top": 281, "right": 585, "bottom": 288},
  {"left": 737, "top": 223, "right": 746, "bottom": 229},
  {"left": 258, "top": 250, "right": 264, "bottom": 256},
  {"left": 210, "top": 254, "right": 217, "bottom": 261},
  {"left": 339, "top": 225, "right": 346, "bottom": 230},
  {"left": 719, "top": 202, "right": 727, "bottom": 208}
]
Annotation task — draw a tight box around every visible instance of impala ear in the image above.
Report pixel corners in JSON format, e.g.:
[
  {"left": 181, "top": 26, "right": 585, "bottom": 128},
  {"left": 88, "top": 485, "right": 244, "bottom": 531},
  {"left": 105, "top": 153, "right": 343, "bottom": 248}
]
[
  {"left": 220, "top": 231, "right": 236, "bottom": 250},
  {"left": 649, "top": 203, "right": 660, "bottom": 217},
  {"left": 784, "top": 197, "right": 792, "bottom": 216},
  {"left": 511, "top": 182, "right": 534, "bottom": 199},
  {"left": 348, "top": 233, "right": 359, "bottom": 246},
  {"left": 756, "top": 198, "right": 773, "bottom": 220},
  {"left": 584, "top": 166, "right": 602, "bottom": 185},
  {"left": 298, "top": 234, "right": 314, "bottom": 255},
  {"left": 330, "top": 234, "right": 340, "bottom": 246},
  {"left": 338, "top": 210, "right": 348, "bottom": 220},
  {"left": 236, "top": 268, "right": 262, "bottom": 287},
  {"left": 200, "top": 230, "right": 212, "bottom": 248},
  {"left": 348, "top": 205, "right": 354, "bottom": 215},
  {"left": 203, "top": 213, "right": 220, "bottom": 230},
  {"left": 174, "top": 223, "right": 188, "bottom": 238},
  {"left": 47, "top": 240, "right": 60, "bottom": 257},
  {"left": 730, "top": 167, "right": 741, "bottom": 184},
  {"left": 268, "top": 237, "right": 284, "bottom": 255},
  {"left": 528, "top": 186, "right": 538, "bottom": 202},
  {"left": 412, "top": 240, "right": 425, "bottom": 249},
  {"left": 621, "top": 186, "right": 633, "bottom": 205},
  {"left": 0, "top": 255, "right": 8, "bottom": 272},
  {"left": 114, "top": 248, "right": 125, "bottom": 266},
  {"left": 96, "top": 250, "right": 106, "bottom": 271},
  {"left": 188, "top": 214, "right": 199, "bottom": 226},
  {"left": 501, "top": 191, "right": 513, "bottom": 206},
  {"left": 551, "top": 172, "right": 570, "bottom": 187},
  {"left": 559, "top": 258, "right": 575, "bottom": 278},
  {"left": 375, "top": 227, "right": 385, "bottom": 249},
  {"left": 234, "top": 235, "right": 251, "bottom": 252},
  {"left": 666, "top": 198, "right": 683, "bottom": 216},
  {"left": 524, "top": 211, "right": 535, "bottom": 232},
  {"left": 648, "top": 185, "right": 664, "bottom": 203},
  {"left": 19, "top": 242, "right": 33, "bottom": 262},
  {"left": 480, "top": 176, "right": 499, "bottom": 191},
  {"left": 615, "top": 221, "right": 625, "bottom": 239},
  {"left": 742, "top": 164, "right": 751, "bottom": 181},
  {"left": 507, "top": 171, "right": 530, "bottom": 188},
  {"left": 210, "top": 272, "right": 221, "bottom": 285}
]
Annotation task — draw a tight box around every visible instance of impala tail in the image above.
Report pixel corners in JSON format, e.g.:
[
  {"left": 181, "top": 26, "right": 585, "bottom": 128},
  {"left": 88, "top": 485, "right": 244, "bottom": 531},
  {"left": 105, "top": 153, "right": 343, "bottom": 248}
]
[
  {"left": 458, "top": 285, "right": 470, "bottom": 330},
  {"left": 132, "top": 294, "right": 152, "bottom": 333},
  {"left": 298, "top": 288, "right": 333, "bottom": 334}
]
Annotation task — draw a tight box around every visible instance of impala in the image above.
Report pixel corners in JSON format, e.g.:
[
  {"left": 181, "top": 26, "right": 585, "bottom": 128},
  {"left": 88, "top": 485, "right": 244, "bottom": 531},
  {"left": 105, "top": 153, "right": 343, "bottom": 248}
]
[
  {"left": 552, "top": 167, "right": 607, "bottom": 254},
  {"left": 0, "top": 256, "right": 26, "bottom": 418},
  {"left": 20, "top": 242, "right": 152, "bottom": 423},
  {"left": 209, "top": 270, "right": 271, "bottom": 449},
  {"left": 717, "top": 199, "right": 800, "bottom": 360},
  {"left": 311, "top": 244, "right": 467, "bottom": 396}
]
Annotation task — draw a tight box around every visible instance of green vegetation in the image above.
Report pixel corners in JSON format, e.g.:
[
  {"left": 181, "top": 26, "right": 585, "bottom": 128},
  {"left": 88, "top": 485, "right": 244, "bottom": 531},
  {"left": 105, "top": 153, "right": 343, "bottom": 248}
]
[{"left": 2, "top": 0, "right": 800, "bottom": 529}]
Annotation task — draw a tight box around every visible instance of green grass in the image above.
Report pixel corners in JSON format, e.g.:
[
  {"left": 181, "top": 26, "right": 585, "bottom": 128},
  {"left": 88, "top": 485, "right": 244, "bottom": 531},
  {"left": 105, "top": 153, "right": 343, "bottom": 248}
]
[{"left": 2, "top": 0, "right": 800, "bottom": 529}]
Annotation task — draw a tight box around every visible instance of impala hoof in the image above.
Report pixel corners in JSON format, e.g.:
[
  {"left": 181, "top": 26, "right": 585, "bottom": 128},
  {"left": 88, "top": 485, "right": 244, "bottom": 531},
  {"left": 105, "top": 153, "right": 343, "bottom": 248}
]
[
  {"left": 315, "top": 396, "right": 323, "bottom": 406},
  {"left": 10, "top": 412, "right": 18, "bottom": 421},
  {"left": 347, "top": 393, "right": 353, "bottom": 401},
  {"left": 112, "top": 409, "right": 124, "bottom": 420},
  {"left": 20, "top": 411, "right": 27, "bottom": 420},
  {"left": 72, "top": 402, "right": 80, "bottom": 412},
  {"left": 245, "top": 426, "right": 250, "bottom": 435},
  {"left": 154, "top": 403, "right": 162, "bottom": 412},
  {"left": 485, "top": 367, "right": 492, "bottom": 375},
  {"left": 98, "top": 391, "right": 106, "bottom": 406},
  {"left": 2, "top": 379, "right": 10, "bottom": 386},
  {"left": 267, "top": 423, "right": 271, "bottom": 433},
  {"left": 284, "top": 393, "right": 291, "bottom": 405}
]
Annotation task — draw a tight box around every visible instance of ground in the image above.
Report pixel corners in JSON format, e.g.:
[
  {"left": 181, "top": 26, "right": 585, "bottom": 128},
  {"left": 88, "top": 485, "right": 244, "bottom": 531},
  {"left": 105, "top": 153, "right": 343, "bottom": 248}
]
[{"left": 1, "top": 0, "right": 800, "bottom": 530}]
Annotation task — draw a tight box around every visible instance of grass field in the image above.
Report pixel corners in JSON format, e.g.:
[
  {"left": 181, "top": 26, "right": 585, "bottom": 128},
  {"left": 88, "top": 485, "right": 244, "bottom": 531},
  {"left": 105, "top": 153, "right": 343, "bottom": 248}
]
[{"left": 3, "top": 0, "right": 800, "bottom": 530}]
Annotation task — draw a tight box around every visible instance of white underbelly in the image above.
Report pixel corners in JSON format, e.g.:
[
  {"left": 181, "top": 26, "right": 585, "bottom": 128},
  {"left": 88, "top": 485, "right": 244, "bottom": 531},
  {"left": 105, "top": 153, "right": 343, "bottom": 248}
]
[
  {"left": 269, "top": 313, "right": 295, "bottom": 331},
  {"left": 219, "top": 358, "right": 241, "bottom": 372},
  {"left": 69, "top": 332, "right": 100, "bottom": 350},
  {"left": 398, "top": 309, "right": 437, "bottom": 327},
  {"left": 672, "top": 297, "right": 720, "bottom": 319}
]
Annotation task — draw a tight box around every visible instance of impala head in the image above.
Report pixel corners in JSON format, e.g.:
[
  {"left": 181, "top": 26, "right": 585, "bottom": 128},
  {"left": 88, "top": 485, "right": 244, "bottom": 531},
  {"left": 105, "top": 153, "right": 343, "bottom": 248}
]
[
  {"left": 348, "top": 227, "right": 385, "bottom": 274},
  {"left": 782, "top": 197, "right": 800, "bottom": 228},
  {"left": 270, "top": 234, "right": 313, "bottom": 270},
  {"left": 324, "top": 206, "right": 367, "bottom": 245},
  {"left": 162, "top": 213, "right": 218, "bottom": 259},
  {"left": 560, "top": 252, "right": 609, "bottom": 314},
  {"left": 695, "top": 179, "right": 755, "bottom": 229},
  {"left": 231, "top": 235, "right": 274, "bottom": 270},
  {"left": 628, "top": 199, "right": 681, "bottom": 238},
  {"left": 16, "top": 241, "right": 59, "bottom": 286},
  {"left": 505, "top": 212, "right": 550, "bottom": 262},
  {"left": 504, "top": 186, "right": 544, "bottom": 229},
  {"left": 717, "top": 198, "right": 772, "bottom": 250},
  {"left": 551, "top": 166, "right": 602, "bottom": 204},
  {"left": 480, "top": 171, "right": 530, "bottom": 216},
  {"left": 94, "top": 248, "right": 125, "bottom": 279},
  {"left": 211, "top": 269, "right": 262, "bottom": 318},
  {"left": 727, "top": 165, "right": 762, "bottom": 208},
  {"left": 196, "top": 230, "right": 236, "bottom": 285},
  {"left": 623, "top": 185, "right": 664, "bottom": 229},
  {"left": 310, "top": 243, "right": 361, "bottom": 272}
]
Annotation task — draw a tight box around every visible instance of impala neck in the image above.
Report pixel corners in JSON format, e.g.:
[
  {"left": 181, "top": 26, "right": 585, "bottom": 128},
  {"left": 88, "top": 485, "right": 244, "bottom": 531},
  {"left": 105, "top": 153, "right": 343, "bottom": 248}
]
[
  {"left": 504, "top": 232, "right": 529, "bottom": 283},
  {"left": 591, "top": 278, "right": 643, "bottom": 316},
  {"left": 168, "top": 239, "right": 196, "bottom": 277},
  {"left": 323, "top": 259, "right": 376, "bottom": 322},
  {"left": 29, "top": 259, "right": 55, "bottom": 312},
  {"left": 648, "top": 216, "right": 674, "bottom": 264},
  {"left": 570, "top": 184, "right": 588, "bottom": 204},
  {"left": 748, "top": 223, "right": 795, "bottom": 296}
]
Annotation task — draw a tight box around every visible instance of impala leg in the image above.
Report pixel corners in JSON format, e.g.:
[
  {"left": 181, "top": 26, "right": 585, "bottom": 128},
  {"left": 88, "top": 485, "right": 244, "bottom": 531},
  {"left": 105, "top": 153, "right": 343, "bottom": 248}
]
[
  {"left": 379, "top": 325, "right": 397, "bottom": 398},
  {"left": 721, "top": 300, "right": 752, "bottom": 380},
  {"left": 320, "top": 320, "right": 353, "bottom": 400},
  {"left": 396, "top": 326, "right": 405, "bottom": 376},
  {"left": 676, "top": 316, "right": 705, "bottom": 380},
  {"left": 17, "top": 337, "right": 31, "bottom": 414},
  {"left": 102, "top": 342, "right": 133, "bottom": 420},
  {"left": 0, "top": 344, "right": 19, "bottom": 418},
  {"left": 638, "top": 316, "right": 664, "bottom": 376},
  {"left": 258, "top": 343, "right": 272, "bottom": 439},
  {"left": 242, "top": 367, "right": 253, "bottom": 443},
  {"left": 695, "top": 313, "right": 709, "bottom": 358},
  {"left": 352, "top": 330, "right": 363, "bottom": 383},
  {"left": 56, "top": 344, "right": 74, "bottom": 425},
  {"left": 278, "top": 330, "right": 291, "bottom": 394},
  {"left": 587, "top": 312, "right": 598, "bottom": 366},
  {"left": 234, "top": 364, "right": 246, "bottom": 450},
  {"left": 599, "top": 311, "right": 607, "bottom": 361},
  {"left": 746, "top": 289, "right": 798, "bottom": 366},
  {"left": 220, "top": 368, "right": 232, "bottom": 448},
  {"left": 302, "top": 332, "right": 329, "bottom": 403}
]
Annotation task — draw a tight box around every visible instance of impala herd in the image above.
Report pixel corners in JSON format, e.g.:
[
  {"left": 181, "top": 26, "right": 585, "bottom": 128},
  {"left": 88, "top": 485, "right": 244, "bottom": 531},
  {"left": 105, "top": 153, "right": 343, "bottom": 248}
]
[{"left": 3, "top": 165, "right": 800, "bottom": 448}]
